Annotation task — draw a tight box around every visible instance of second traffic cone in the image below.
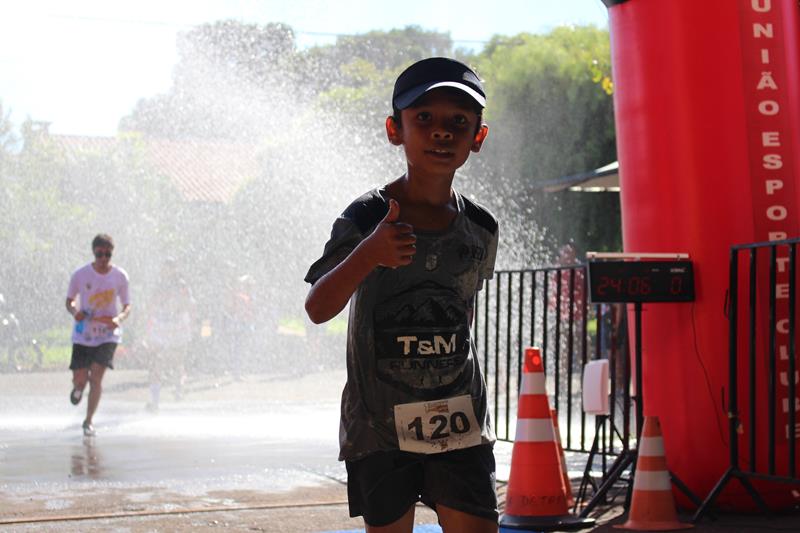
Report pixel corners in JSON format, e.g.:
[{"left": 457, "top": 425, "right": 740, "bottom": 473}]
[
  {"left": 615, "top": 416, "right": 693, "bottom": 531},
  {"left": 551, "top": 408, "right": 576, "bottom": 508},
  {"left": 500, "top": 347, "right": 595, "bottom": 531}
]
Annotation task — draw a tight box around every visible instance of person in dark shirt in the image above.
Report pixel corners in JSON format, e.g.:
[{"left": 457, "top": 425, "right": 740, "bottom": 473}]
[{"left": 305, "top": 58, "right": 499, "bottom": 532}]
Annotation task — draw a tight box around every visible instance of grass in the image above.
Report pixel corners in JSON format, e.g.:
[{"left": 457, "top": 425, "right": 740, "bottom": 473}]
[
  {"left": 325, "top": 316, "right": 347, "bottom": 334},
  {"left": 40, "top": 342, "right": 71, "bottom": 368},
  {"left": 278, "top": 316, "right": 347, "bottom": 336},
  {"left": 36, "top": 326, "right": 72, "bottom": 368},
  {"left": 3, "top": 317, "right": 349, "bottom": 373}
]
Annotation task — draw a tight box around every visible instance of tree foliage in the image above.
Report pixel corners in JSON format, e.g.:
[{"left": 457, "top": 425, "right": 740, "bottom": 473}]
[{"left": 472, "top": 26, "right": 618, "bottom": 260}]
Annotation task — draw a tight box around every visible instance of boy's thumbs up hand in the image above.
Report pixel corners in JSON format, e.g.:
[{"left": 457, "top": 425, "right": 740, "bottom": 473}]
[
  {"left": 383, "top": 197, "right": 401, "bottom": 223},
  {"left": 362, "top": 199, "right": 416, "bottom": 268}
]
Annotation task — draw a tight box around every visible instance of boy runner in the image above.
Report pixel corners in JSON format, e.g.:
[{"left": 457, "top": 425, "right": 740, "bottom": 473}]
[{"left": 305, "top": 57, "right": 499, "bottom": 532}]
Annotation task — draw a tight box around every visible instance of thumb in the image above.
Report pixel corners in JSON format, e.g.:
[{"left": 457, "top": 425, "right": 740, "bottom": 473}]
[{"left": 383, "top": 199, "right": 400, "bottom": 223}]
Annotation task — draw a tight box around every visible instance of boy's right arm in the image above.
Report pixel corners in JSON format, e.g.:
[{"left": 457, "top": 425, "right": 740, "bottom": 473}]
[{"left": 305, "top": 199, "right": 415, "bottom": 324}]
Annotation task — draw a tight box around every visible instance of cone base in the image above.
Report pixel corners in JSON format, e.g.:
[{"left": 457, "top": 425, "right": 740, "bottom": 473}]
[
  {"left": 614, "top": 519, "right": 694, "bottom": 531},
  {"left": 499, "top": 513, "right": 596, "bottom": 531}
]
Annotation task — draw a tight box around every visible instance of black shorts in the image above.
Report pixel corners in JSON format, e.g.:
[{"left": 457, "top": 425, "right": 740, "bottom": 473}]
[
  {"left": 345, "top": 444, "right": 498, "bottom": 527},
  {"left": 70, "top": 343, "right": 117, "bottom": 370}
]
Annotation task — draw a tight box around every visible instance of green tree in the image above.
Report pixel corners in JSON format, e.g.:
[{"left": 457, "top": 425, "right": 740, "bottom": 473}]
[
  {"left": 473, "top": 26, "right": 618, "bottom": 262},
  {"left": 307, "top": 27, "right": 471, "bottom": 181},
  {"left": 268, "top": 26, "right": 461, "bottom": 143},
  {"left": 305, "top": 25, "right": 454, "bottom": 89}
]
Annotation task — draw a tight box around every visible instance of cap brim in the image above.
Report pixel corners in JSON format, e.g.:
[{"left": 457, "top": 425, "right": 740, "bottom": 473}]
[{"left": 394, "top": 81, "right": 486, "bottom": 110}]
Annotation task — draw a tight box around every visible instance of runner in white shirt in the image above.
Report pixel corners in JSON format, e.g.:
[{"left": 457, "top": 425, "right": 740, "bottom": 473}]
[{"left": 65, "top": 233, "right": 131, "bottom": 437}]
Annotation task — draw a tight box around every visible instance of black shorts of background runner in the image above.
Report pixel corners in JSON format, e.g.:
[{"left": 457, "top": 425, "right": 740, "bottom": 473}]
[
  {"left": 345, "top": 443, "right": 498, "bottom": 527},
  {"left": 69, "top": 343, "right": 118, "bottom": 370}
]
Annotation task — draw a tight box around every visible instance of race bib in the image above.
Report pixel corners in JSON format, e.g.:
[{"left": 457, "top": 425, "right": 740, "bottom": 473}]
[
  {"left": 84, "top": 320, "right": 115, "bottom": 342},
  {"left": 90, "top": 322, "right": 107, "bottom": 337},
  {"left": 394, "top": 395, "right": 481, "bottom": 454}
]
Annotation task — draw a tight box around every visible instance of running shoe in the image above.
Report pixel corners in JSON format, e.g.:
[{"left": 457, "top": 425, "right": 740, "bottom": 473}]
[
  {"left": 70, "top": 388, "right": 83, "bottom": 405},
  {"left": 82, "top": 420, "right": 96, "bottom": 437}
]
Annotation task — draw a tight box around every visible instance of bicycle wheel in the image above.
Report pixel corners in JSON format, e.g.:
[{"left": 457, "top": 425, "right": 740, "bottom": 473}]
[{"left": 8, "top": 340, "right": 43, "bottom": 372}]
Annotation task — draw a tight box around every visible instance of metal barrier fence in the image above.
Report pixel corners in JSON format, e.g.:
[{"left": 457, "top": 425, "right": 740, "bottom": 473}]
[
  {"left": 696, "top": 238, "right": 800, "bottom": 520},
  {"left": 474, "top": 265, "right": 634, "bottom": 459}
]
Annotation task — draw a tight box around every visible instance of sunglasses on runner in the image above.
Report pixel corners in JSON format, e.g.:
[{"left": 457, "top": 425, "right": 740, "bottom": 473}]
[{"left": 94, "top": 251, "right": 112, "bottom": 258}]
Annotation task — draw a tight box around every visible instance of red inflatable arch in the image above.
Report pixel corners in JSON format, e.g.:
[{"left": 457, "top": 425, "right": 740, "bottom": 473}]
[{"left": 604, "top": 0, "right": 800, "bottom": 508}]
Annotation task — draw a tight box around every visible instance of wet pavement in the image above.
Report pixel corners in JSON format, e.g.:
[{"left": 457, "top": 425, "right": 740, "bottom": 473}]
[
  {"left": 0, "top": 368, "right": 362, "bottom": 531},
  {"left": 1, "top": 369, "right": 799, "bottom": 532}
]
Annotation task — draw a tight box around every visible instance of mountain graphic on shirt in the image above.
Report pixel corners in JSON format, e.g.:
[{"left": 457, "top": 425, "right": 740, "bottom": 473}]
[
  {"left": 373, "top": 280, "right": 472, "bottom": 395},
  {"left": 374, "top": 280, "right": 465, "bottom": 329}
]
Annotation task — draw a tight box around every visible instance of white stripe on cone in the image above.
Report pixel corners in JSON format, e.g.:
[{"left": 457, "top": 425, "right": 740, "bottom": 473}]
[
  {"left": 520, "top": 372, "right": 546, "bottom": 395},
  {"left": 515, "top": 418, "right": 556, "bottom": 442},
  {"left": 632, "top": 470, "right": 672, "bottom": 491},
  {"left": 639, "top": 436, "right": 665, "bottom": 457}
]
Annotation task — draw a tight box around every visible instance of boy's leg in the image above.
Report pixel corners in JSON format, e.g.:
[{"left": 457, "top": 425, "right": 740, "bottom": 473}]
[
  {"left": 365, "top": 506, "right": 415, "bottom": 533},
  {"left": 421, "top": 444, "right": 499, "bottom": 532},
  {"left": 346, "top": 450, "right": 422, "bottom": 531},
  {"left": 436, "top": 504, "right": 497, "bottom": 533}
]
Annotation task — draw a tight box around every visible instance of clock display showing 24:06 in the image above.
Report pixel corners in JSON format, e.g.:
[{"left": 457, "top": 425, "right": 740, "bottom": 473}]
[
  {"left": 588, "top": 261, "right": 695, "bottom": 303},
  {"left": 596, "top": 275, "right": 686, "bottom": 297},
  {"left": 596, "top": 275, "right": 652, "bottom": 296}
]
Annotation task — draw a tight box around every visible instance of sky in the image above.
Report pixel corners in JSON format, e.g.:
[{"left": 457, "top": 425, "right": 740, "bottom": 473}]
[{"left": 0, "top": 0, "right": 609, "bottom": 136}]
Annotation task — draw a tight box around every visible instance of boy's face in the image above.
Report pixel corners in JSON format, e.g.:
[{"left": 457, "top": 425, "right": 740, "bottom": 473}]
[{"left": 387, "top": 88, "right": 488, "bottom": 180}]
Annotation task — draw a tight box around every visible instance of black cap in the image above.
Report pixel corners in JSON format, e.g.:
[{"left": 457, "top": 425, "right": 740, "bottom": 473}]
[{"left": 392, "top": 57, "right": 486, "bottom": 111}]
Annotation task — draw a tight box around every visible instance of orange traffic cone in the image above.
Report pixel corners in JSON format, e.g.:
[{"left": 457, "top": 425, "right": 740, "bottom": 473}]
[
  {"left": 615, "top": 416, "right": 693, "bottom": 531},
  {"left": 500, "top": 347, "right": 595, "bottom": 531},
  {"left": 551, "top": 408, "right": 576, "bottom": 508}
]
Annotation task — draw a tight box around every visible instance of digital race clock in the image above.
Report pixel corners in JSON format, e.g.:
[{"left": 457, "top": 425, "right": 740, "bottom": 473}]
[{"left": 587, "top": 260, "right": 695, "bottom": 303}]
